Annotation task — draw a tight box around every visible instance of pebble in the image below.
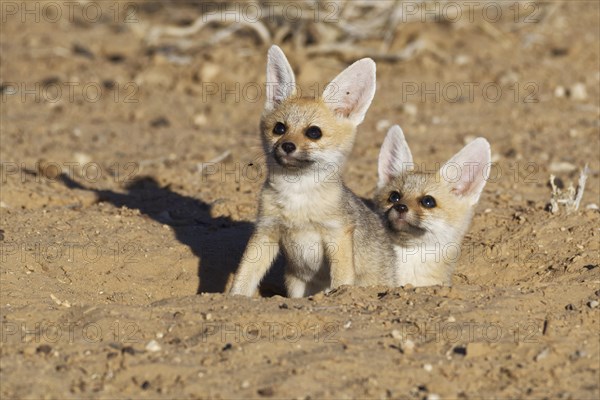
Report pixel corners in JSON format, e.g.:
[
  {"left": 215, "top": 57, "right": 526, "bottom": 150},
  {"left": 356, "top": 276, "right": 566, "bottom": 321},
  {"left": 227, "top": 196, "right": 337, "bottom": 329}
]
[
  {"left": 401, "top": 103, "right": 417, "bottom": 116},
  {"left": 145, "top": 340, "right": 162, "bottom": 352},
  {"left": 454, "top": 54, "right": 470, "bottom": 65},
  {"left": 534, "top": 347, "right": 550, "bottom": 362},
  {"left": 74, "top": 152, "right": 91, "bottom": 165},
  {"left": 194, "top": 114, "right": 208, "bottom": 127},
  {"left": 401, "top": 339, "right": 416, "bottom": 354},
  {"left": 453, "top": 346, "right": 467, "bottom": 356},
  {"left": 241, "top": 380, "right": 250, "bottom": 389},
  {"left": 376, "top": 119, "right": 391, "bottom": 132},
  {"left": 423, "top": 363, "right": 433, "bottom": 372},
  {"left": 201, "top": 63, "right": 220, "bottom": 82},
  {"left": 427, "top": 394, "right": 441, "bottom": 400},
  {"left": 588, "top": 300, "right": 599, "bottom": 309},
  {"left": 570, "top": 83, "right": 587, "bottom": 101},
  {"left": 586, "top": 203, "right": 599, "bottom": 210},
  {"left": 554, "top": 86, "right": 566, "bottom": 98}
]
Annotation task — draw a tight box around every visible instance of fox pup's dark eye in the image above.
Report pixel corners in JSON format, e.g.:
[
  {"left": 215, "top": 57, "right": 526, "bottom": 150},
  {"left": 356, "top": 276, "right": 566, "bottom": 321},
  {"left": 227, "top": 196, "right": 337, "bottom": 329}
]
[
  {"left": 273, "top": 122, "right": 286, "bottom": 135},
  {"left": 420, "top": 195, "right": 436, "bottom": 208},
  {"left": 305, "top": 126, "right": 322, "bottom": 140},
  {"left": 388, "top": 191, "right": 401, "bottom": 203}
]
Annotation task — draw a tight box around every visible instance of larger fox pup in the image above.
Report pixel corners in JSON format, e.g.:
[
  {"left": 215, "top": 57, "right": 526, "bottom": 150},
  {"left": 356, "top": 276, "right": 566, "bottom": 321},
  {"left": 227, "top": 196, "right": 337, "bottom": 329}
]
[
  {"left": 230, "top": 46, "right": 396, "bottom": 297},
  {"left": 375, "top": 125, "right": 491, "bottom": 287}
]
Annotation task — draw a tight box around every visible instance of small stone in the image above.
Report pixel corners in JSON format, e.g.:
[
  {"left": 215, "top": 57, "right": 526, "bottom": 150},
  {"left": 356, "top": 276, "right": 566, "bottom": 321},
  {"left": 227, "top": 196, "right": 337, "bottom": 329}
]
[
  {"left": 376, "top": 119, "right": 391, "bottom": 132},
  {"left": 453, "top": 345, "right": 467, "bottom": 356},
  {"left": 401, "top": 339, "right": 416, "bottom": 354},
  {"left": 586, "top": 203, "right": 599, "bottom": 210},
  {"left": 241, "top": 380, "right": 250, "bottom": 389},
  {"left": 454, "top": 54, "right": 470, "bottom": 65},
  {"left": 447, "top": 315, "right": 456, "bottom": 323},
  {"left": 427, "top": 394, "right": 441, "bottom": 400},
  {"left": 222, "top": 343, "right": 233, "bottom": 351},
  {"left": 391, "top": 330, "right": 403, "bottom": 340},
  {"left": 423, "top": 363, "right": 433, "bottom": 372},
  {"left": 401, "top": 103, "right": 417, "bottom": 116},
  {"left": 193, "top": 114, "right": 208, "bottom": 127},
  {"left": 588, "top": 300, "right": 599, "bottom": 309},
  {"left": 201, "top": 63, "right": 220, "bottom": 82},
  {"left": 534, "top": 348, "right": 550, "bottom": 362},
  {"left": 73, "top": 152, "right": 91, "bottom": 165},
  {"left": 570, "top": 83, "right": 587, "bottom": 101},
  {"left": 145, "top": 340, "right": 161, "bottom": 352},
  {"left": 554, "top": 86, "right": 566, "bottom": 98}
]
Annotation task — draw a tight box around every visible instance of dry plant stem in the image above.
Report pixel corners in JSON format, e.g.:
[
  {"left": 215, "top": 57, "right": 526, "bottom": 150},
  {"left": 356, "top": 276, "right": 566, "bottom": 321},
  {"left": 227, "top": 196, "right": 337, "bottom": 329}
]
[{"left": 146, "top": 12, "right": 271, "bottom": 45}]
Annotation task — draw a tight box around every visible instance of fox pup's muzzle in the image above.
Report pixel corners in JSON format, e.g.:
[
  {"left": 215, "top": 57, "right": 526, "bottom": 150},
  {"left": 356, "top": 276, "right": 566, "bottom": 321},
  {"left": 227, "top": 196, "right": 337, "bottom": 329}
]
[{"left": 273, "top": 142, "right": 312, "bottom": 168}]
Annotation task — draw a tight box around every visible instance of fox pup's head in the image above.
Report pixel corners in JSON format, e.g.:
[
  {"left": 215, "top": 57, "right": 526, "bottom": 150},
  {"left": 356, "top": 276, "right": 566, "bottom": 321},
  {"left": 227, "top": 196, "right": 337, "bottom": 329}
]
[
  {"left": 375, "top": 125, "right": 491, "bottom": 245},
  {"left": 260, "top": 45, "right": 376, "bottom": 170}
]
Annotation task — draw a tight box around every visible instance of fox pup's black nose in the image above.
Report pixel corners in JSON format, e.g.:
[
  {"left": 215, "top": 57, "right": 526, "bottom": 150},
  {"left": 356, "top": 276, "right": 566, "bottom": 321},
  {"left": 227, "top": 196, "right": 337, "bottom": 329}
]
[
  {"left": 281, "top": 142, "right": 296, "bottom": 154},
  {"left": 394, "top": 203, "right": 408, "bottom": 214}
]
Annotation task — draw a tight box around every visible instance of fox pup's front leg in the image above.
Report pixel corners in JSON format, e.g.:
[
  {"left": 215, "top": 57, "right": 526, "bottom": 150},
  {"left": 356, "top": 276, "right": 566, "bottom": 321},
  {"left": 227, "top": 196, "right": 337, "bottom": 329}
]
[
  {"left": 230, "top": 224, "right": 280, "bottom": 297},
  {"left": 324, "top": 225, "right": 356, "bottom": 288}
]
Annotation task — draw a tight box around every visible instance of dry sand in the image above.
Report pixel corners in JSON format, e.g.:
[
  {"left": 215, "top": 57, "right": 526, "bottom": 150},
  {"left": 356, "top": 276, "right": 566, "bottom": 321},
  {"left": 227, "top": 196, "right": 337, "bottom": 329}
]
[{"left": 1, "top": 1, "right": 599, "bottom": 398}]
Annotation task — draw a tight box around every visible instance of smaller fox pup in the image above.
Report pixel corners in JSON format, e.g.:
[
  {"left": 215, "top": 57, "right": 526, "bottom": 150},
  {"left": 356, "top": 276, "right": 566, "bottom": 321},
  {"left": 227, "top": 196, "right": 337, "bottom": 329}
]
[
  {"left": 230, "top": 46, "right": 396, "bottom": 298},
  {"left": 374, "top": 125, "right": 491, "bottom": 287}
]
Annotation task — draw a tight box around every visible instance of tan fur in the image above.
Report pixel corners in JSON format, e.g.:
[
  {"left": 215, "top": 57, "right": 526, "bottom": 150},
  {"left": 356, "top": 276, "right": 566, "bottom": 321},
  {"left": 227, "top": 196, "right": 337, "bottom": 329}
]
[
  {"left": 374, "top": 171, "right": 476, "bottom": 287},
  {"left": 230, "top": 49, "right": 396, "bottom": 297},
  {"left": 375, "top": 127, "right": 490, "bottom": 288}
]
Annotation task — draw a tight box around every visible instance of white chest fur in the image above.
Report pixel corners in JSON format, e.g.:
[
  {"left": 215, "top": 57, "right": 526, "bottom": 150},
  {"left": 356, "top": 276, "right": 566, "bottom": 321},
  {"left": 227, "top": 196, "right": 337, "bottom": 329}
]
[
  {"left": 394, "top": 243, "right": 455, "bottom": 287},
  {"left": 270, "top": 172, "right": 344, "bottom": 278}
]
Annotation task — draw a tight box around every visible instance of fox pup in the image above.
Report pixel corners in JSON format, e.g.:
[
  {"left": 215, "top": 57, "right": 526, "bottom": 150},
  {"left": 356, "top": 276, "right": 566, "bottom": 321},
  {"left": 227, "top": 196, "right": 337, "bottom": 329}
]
[
  {"left": 230, "top": 45, "right": 397, "bottom": 297},
  {"left": 374, "top": 125, "right": 491, "bottom": 287}
]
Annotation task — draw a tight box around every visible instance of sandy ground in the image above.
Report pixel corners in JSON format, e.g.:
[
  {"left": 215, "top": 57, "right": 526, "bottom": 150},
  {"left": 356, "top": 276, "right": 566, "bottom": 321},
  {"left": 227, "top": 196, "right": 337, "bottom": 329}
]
[{"left": 1, "top": 1, "right": 599, "bottom": 398}]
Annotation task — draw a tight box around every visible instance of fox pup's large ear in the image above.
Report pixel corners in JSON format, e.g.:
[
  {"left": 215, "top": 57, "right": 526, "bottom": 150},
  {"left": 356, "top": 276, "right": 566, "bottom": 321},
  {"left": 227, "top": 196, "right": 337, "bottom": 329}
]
[
  {"left": 265, "top": 45, "right": 296, "bottom": 112},
  {"left": 377, "top": 125, "right": 413, "bottom": 189},
  {"left": 440, "top": 138, "right": 491, "bottom": 205},
  {"left": 322, "top": 58, "right": 376, "bottom": 126}
]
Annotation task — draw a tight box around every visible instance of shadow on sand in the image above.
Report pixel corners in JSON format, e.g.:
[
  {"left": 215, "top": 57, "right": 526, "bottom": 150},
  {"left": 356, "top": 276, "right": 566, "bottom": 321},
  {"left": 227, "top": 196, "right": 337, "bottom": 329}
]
[{"left": 58, "top": 173, "right": 285, "bottom": 296}]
